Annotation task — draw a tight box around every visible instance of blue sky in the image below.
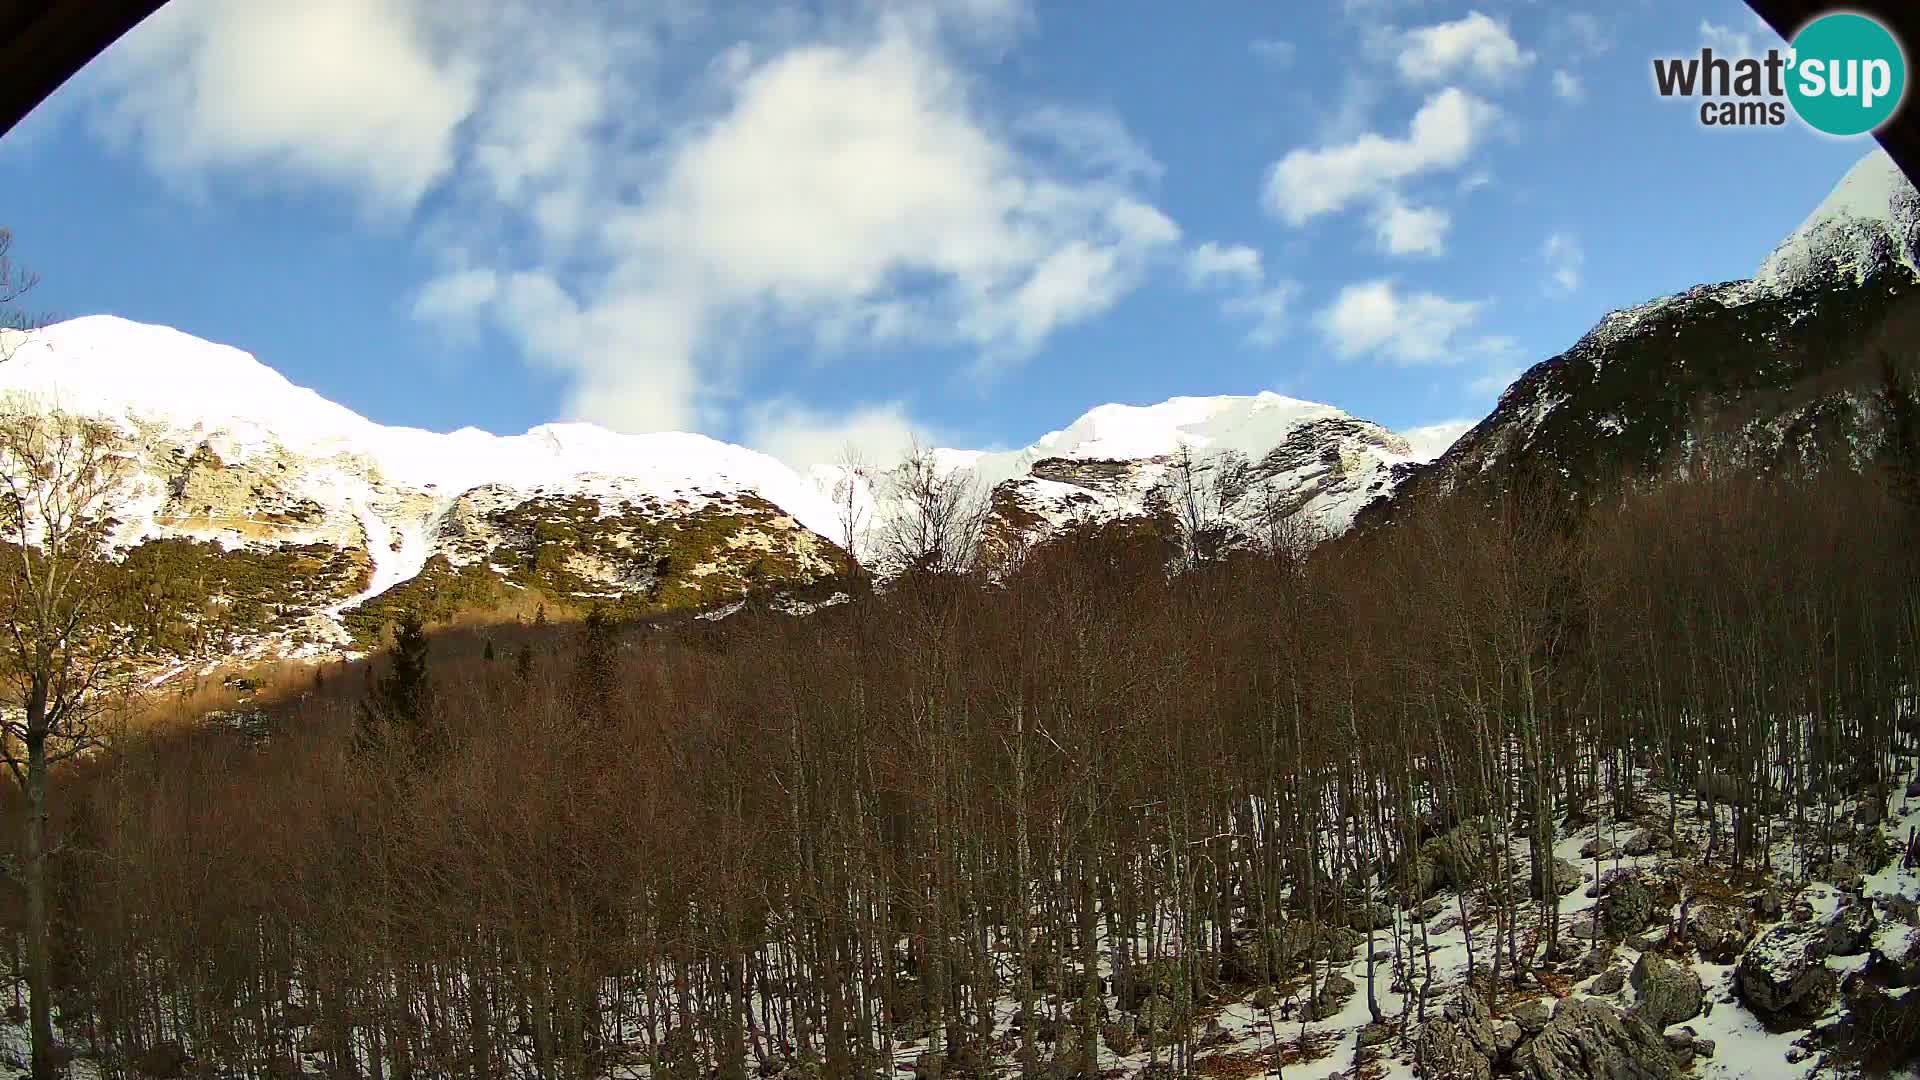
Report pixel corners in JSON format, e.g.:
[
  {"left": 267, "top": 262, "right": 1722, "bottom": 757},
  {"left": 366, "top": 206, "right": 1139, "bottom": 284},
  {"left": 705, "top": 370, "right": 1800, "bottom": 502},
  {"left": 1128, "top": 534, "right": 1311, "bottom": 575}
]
[{"left": 0, "top": 0, "right": 1884, "bottom": 467}]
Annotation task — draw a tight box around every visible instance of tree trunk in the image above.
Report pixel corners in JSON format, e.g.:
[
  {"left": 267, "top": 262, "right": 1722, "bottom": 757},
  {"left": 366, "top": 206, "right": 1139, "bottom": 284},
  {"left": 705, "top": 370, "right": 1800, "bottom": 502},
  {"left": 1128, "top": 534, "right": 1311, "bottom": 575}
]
[{"left": 25, "top": 696, "right": 55, "bottom": 1080}]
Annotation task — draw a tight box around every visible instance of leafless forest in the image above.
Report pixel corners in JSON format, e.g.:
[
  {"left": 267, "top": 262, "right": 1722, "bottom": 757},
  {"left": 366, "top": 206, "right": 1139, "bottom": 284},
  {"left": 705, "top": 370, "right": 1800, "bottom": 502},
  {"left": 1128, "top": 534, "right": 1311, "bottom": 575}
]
[{"left": 7, "top": 453, "right": 1920, "bottom": 1079}]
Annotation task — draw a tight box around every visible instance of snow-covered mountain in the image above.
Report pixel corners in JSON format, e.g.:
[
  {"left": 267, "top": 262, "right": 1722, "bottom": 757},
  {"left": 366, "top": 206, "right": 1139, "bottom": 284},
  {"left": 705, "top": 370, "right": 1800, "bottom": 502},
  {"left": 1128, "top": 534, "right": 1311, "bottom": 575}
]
[
  {"left": 0, "top": 315, "right": 1447, "bottom": 663},
  {"left": 0, "top": 317, "right": 856, "bottom": 659},
  {"left": 980, "top": 394, "right": 1453, "bottom": 543},
  {"left": 814, "top": 395, "right": 1458, "bottom": 566},
  {"left": 1378, "top": 148, "right": 1920, "bottom": 516}
]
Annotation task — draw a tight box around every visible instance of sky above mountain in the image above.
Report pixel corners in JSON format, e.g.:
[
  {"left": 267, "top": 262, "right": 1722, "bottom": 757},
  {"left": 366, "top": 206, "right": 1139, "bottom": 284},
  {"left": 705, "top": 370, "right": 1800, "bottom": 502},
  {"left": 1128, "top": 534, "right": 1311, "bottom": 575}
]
[{"left": 0, "top": 0, "right": 1884, "bottom": 468}]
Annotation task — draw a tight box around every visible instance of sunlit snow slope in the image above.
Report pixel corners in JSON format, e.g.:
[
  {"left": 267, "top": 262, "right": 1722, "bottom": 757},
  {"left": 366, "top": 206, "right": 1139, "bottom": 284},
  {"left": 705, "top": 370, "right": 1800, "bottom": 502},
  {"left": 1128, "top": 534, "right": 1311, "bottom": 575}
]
[{"left": 0, "top": 316, "right": 1447, "bottom": 659}]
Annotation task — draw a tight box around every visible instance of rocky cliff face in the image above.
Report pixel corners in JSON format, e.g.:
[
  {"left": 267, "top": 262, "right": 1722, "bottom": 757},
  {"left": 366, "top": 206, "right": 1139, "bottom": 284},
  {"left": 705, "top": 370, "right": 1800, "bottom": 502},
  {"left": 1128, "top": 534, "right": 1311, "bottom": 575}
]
[
  {"left": 819, "top": 393, "right": 1455, "bottom": 568},
  {"left": 0, "top": 317, "right": 1459, "bottom": 668},
  {"left": 1375, "top": 149, "right": 1920, "bottom": 520},
  {"left": 0, "top": 317, "right": 855, "bottom": 666}
]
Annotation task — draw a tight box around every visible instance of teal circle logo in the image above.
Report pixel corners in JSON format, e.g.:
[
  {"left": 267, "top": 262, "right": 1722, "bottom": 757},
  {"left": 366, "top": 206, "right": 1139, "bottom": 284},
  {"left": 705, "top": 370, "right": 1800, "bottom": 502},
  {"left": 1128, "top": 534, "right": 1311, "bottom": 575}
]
[{"left": 1787, "top": 13, "right": 1907, "bottom": 136}]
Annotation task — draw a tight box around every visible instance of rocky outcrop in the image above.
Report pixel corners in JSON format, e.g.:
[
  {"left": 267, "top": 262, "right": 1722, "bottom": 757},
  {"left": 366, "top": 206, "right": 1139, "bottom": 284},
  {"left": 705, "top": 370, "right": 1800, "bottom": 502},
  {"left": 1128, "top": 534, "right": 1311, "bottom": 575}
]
[
  {"left": 1738, "top": 916, "right": 1838, "bottom": 1018},
  {"left": 1417, "top": 991, "right": 1497, "bottom": 1080},
  {"left": 1532, "top": 857, "right": 1584, "bottom": 900},
  {"left": 1406, "top": 826, "right": 1487, "bottom": 900},
  {"left": 1365, "top": 149, "right": 1920, "bottom": 530},
  {"left": 1599, "top": 874, "right": 1655, "bottom": 939},
  {"left": 1682, "top": 902, "right": 1753, "bottom": 964},
  {"left": 1622, "top": 828, "right": 1671, "bottom": 857},
  {"left": 1629, "top": 952, "right": 1703, "bottom": 1031},
  {"left": 1301, "top": 973, "right": 1354, "bottom": 1022},
  {"left": 163, "top": 442, "right": 332, "bottom": 536},
  {"left": 1735, "top": 885, "right": 1881, "bottom": 1023},
  {"left": 1517, "top": 997, "right": 1681, "bottom": 1080}
]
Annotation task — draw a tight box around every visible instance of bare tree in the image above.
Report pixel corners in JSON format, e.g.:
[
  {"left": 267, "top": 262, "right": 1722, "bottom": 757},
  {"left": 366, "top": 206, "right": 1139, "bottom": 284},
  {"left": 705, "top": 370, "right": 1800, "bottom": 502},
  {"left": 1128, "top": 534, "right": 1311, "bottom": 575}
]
[
  {"left": 1157, "top": 443, "right": 1248, "bottom": 564},
  {"left": 0, "top": 402, "right": 133, "bottom": 1080},
  {"left": 832, "top": 444, "right": 873, "bottom": 572},
  {"left": 1250, "top": 478, "right": 1319, "bottom": 564},
  {"left": 879, "top": 439, "right": 986, "bottom": 577},
  {"left": 0, "top": 229, "right": 44, "bottom": 363}
]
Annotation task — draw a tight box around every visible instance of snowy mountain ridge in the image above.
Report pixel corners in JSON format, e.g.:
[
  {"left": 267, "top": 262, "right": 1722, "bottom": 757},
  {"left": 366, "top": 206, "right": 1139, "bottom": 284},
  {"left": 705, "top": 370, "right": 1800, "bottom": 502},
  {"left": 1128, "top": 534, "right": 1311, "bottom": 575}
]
[
  {"left": 819, "top": 393, "right": 1456, "bottom": 564},
  {"left": 1382, "top": 148, "right": 1920, "bottom": 513},
  {"left": 1753, "top": 148, "right": 1920, "bottom": 294},
  {"left": 0, "top": 316, "right": 1445, "bottom": 661}
]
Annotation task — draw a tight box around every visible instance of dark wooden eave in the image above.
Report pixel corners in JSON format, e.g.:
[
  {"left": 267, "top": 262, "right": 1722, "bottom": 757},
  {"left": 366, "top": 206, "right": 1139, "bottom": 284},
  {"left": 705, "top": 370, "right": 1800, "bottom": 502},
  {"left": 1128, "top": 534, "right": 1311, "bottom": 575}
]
[{"left": 0, "top": 0, "right": 168, "bottom": 136}]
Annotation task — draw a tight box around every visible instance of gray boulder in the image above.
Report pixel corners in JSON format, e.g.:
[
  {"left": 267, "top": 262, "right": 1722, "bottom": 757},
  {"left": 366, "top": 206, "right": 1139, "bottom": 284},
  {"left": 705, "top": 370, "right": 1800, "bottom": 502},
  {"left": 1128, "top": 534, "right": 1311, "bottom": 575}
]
[
  {"left": 1417, "top": 990, "right": 1497, "bottom": 1080},
  {"left": 1601, "top": 876, "right": 1655, "bottom": 938},
  {"left": 1683, "top": 903, "right": 1751, "bottom": 964},
  {"left": 1493, "top": 1019, "right": 1523, "bottom": 1058},
  {"left": 1821, "top": 900, "right": 1875, "bottom": 958},
  {"left": 1630, "top": 952, "right": 1703, "bottom": 1030},
  {"left": 1302, "top": 973, "right": 1355, "bottom": 1022},
  {"left": 1591, "top": 966, "right": 1627, "bottom": 995},
  {"left": 1622, "top": 829, "right": 1670, "bottom": 857},
  {"left": 1736, "top": 919, "right": 1837, "bottom": 1019},
  {"left": 1518, "top": 997, "right": 1681, "bottom": 1080},
  {"left": 1662, "top": 1031, "right": 1697, "bottom": 1069},
  {"left": 1410, "top": 827, "right": 1489, "bottom": 899},
  {"left": 1349, "top": 902, "right": 1395, "bottom": 932},
  {"left": 1531, "top": 857, "right": 1584, "bottom": 900},
  {"left": 1511, "top": 997, "right": 1554, "bottom": 1034}
]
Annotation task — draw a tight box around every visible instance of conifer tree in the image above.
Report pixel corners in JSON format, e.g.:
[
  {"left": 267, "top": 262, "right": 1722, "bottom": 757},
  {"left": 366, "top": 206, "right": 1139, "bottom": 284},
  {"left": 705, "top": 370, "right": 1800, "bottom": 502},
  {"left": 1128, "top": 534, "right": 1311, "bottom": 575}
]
[
  {"left": 573, "top": 601, "right": 618, "bottom": 725},
  {"left": 358, "top": 609, "right": 435, "bottom": 762},
  {"left": 1878, "top": 350, "right": 1920, "bottom": 509}
]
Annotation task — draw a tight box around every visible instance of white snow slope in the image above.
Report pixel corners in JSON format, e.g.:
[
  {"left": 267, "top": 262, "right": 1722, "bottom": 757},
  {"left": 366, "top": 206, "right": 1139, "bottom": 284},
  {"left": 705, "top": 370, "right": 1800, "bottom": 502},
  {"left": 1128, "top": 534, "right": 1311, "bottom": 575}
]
[
  {"left": 815, "top": 393, "right": 1457, "bottom": 562},
  {"left": 0, "top": 317, "right": 1448, "bottom": 604}
]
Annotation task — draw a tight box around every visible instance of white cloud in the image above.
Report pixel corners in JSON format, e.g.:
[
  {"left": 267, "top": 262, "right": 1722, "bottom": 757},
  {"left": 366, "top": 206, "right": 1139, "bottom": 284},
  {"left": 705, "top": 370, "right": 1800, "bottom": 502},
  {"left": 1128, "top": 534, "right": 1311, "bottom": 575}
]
[
  {"left": 1542, "top": 230, "right": 1584, "bottom": 295},
  {"left": 97, "top": 2, "right": 1184, "bottom": 435},
  {"left": 86, "top": 0, "right": 481, "bottom": 213},
  {"left": 743, "top": 399, "right": 928, "bottom": 473},
  {"left": 1263, "top": 88, "right": 1499, "bottom": 225},
  {"left": 1223, "top": 283, "right": 1300, "bottom": 348},
  {"left": 412, "top": 267, "right": 502, "bottom": 328},
  {"left": 1554, "top": 13, "right": 1611, "bottom": 57},
  {"left": 1251, "top": 39, "right": 1297, "bottom": 67},
  {"left": 1552, "top": 70, "right": 1585, "bottom": 103},
  {"left": 1317, "top": 279, "right": 1490, "bottom": 365},
  {"left": 1403, "top": 418, "right": 1474, "bottom": 460},
  {"left": 1184, "top": 242, "right": 1263, "bottom": 287},
  {"left": 1395, "top": 12, "right": 1534, "bottom": 86},
  {"left": 1182, "top": 243, "right": 1296, "bottom": 346},
  {"left": 530, "top": 27, "right": 1177, "bottom": 416},
  {"left": 1016, "top": 105, "right": 1164, "bottom": 184},
  {"left": 1370, "top": 197, "right": 1450, "bottom": 257},
  {"left": 1700, "top": 17, "right": 1771, "bottom": 59}
]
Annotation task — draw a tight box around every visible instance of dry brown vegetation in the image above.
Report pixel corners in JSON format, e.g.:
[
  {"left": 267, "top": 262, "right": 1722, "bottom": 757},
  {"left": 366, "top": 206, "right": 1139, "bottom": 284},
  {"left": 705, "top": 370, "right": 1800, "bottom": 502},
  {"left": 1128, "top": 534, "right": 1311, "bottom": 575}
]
[{"left": 0, "top": 454, "right": 1914, "bottom": 1080}]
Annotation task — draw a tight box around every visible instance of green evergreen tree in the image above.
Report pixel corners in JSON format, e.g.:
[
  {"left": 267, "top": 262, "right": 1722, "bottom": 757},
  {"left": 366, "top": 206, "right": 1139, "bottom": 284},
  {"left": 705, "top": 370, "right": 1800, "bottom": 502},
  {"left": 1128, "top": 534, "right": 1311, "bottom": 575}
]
[
  {"left": 357, "top": 609, "right": 436, "bottom": 762},
  {"left": 515, "top": 642, "right": 534, "bottom": 683},
  {"left": 573, "top": 601, "right": 618, "bottom": 725},
  {"left": 483, "top": 639, "right": 495, "bottom": 663},
  {"left": 1879, "top": 350, "right": 1920, "bottom": 509}
]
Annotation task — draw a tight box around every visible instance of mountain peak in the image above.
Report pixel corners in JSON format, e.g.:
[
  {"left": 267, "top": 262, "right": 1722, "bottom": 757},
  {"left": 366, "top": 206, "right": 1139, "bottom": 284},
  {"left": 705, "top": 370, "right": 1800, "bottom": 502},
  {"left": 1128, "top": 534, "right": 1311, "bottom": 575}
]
[
  {"left": 1755, "top": 149, "right": 1920, "bottom": 293},
  {"left": 1029, "top": 391, "right": 1354, "bottom": 464}
]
